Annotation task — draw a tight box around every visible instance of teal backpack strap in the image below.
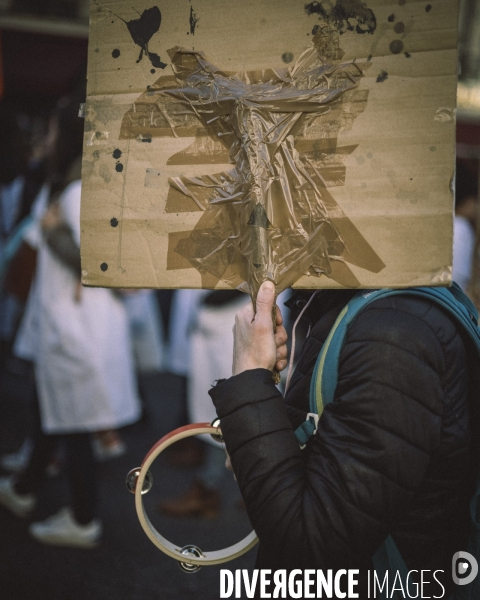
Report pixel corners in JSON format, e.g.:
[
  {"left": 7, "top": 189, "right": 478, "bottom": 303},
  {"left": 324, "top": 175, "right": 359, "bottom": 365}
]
[{"left": 294, "top": 288, "right": 382, "bottom": 444}]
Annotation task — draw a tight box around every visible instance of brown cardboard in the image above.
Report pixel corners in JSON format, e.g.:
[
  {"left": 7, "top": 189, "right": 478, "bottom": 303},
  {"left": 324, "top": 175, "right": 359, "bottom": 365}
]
[{"left": 81, "top": 0, "right": 458, "bottom": 292}]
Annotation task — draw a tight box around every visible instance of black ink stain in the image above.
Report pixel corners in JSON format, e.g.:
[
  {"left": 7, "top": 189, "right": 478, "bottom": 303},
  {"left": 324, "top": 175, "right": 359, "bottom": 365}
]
[
  {"left": 108, "top": 5, "right": 167, "bottom": 69},
  {"left": 404, "top": 52, "right": 411, "bottom": 58},
  {"left": 189, "top": 6, "right": 199, "bottom": 35},
  {"left": 112, "top": 49, "right": 120, "bottom": 58},
  {"left": 394, "top": 21, "right": 405, "bottom": 33},
  {"left": 367, "top": 54, "right": 373, "bottom": 61},
  {"left": 95, "top": 131, "right": 102, "bottom": 138},
  {"left": 305, "top": 0, "right": 376, "bottom": 35},
  {"left": 139, "top": 134, "right": 152, "bottom": 143},
  {"left": 116, "top": 162, "right": 124, "bottom": 172},
  {"left": 151, "top": 69, "right": 155, "bottom": 73},
  {"left": 388, "top": 13, "right": 395, "bottom": 22},
  {"left": 112, "top": 149, "right": 122, "bottom": 159},
  {"left": 425, "top": 4, "right": 432, "bottom": 11},
  {"left": 282, "top": 52, "right": 294, "bottom": 63},
  {"left": 376, "top": 70, "right": 388, "bottom": 83},
  {"left": 389, "top": 40, "right": 404, "bottom": 54},
  {"left": 110, "top": 218, "right": 119, "bottom": 227},
  {"left": 100, "top": 262, "right": 108, "bottom": 272}
]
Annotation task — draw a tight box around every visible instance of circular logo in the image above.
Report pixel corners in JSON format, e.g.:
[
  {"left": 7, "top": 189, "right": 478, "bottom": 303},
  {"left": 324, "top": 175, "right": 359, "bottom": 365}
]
[{"left": 452, "top": 551, "right": 478, "bottom": 586}]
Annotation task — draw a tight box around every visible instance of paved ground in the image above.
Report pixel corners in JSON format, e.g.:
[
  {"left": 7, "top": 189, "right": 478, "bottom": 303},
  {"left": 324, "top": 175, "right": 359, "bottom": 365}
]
[{"left": 0, "top": 364, "right": 255, "bottom": 600}]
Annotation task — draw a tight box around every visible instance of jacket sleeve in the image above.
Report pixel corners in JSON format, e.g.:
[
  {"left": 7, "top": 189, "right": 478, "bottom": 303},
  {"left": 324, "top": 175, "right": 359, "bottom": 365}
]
[{"left": 209, "top": 304, "right": 447, "bottom": 569}]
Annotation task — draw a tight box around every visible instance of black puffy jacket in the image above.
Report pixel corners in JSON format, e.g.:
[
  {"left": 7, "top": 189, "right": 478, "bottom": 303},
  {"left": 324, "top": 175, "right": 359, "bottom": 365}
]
[{"left": 209, "top": 290, "right": 479, "bottom": 598}]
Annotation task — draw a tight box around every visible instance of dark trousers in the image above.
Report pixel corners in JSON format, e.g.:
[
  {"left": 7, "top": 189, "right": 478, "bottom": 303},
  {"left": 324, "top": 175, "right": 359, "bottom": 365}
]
[{"left": 15, "top": 390, "right": 97, "bottom": 525}]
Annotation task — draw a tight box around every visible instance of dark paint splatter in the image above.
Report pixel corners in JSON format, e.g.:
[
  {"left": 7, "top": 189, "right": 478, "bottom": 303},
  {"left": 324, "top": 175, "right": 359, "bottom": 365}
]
[
  {"left": 95, "top": 48, "right": 100, "bottom": 53},
  {"left": 282, "top": 52, "right": 294, "bottom": 63},
  {"left": 189, "top": 6, "right": 199, "bottom": 35},
  {"left": 305, "top": 0, "right": 376, "bottom": 35},
  {"left": 367, "top": 54, "right": 373, "bottom": 61},
  {"left": 305, "top": 1, "right": 328, "bottom": 18},
  {"left": 425, "top": 4, "right": 432, "bottom": 11},
  {"left": 100, "top": 262, "right": 109, "bottom": 272},
  {"left": 389, "top": 39, "right": 404, "bottom": 54},
  {"left": 95, "top": 131, "right": 102, "bottom": 138},
  {"left": 110, "top": 218, "right": 119, "bottom": 227},
  {"left": 112, "top": 49, "right": 120, "bottom": 58},
  {"left": 151, "top": 69, "right": 155, "bottom": 73},
  {"left": 116, "top": 162, "right": 124, "bottom": 172},
  {"left": 108, "top": 5, "right": 167, "bottom": 69},
  {"left": 113, "top": 149, "right": 122, "bottom": 159},
  {"left": 376, "top": 70, "right": 388, "bottom": 83},
  {"left": 404, "top": 52, "right": 411, "bottom": 58},
  {"left": 388, "top": 13, "right": 395, "bottom": 22},
  {"left": 394, "top": 21, "right": 405, "bottom": 33}
]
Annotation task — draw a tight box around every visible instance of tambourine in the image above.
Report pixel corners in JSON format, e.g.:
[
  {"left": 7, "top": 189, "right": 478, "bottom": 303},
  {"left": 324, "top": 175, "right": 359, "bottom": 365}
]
[{"left": 126, "top": 420, "right": 258, "bottom": 572}]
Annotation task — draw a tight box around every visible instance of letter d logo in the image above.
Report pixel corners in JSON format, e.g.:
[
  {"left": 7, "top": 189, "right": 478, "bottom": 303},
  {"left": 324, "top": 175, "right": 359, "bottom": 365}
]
[{"left": 452, "top": 551, "right": 478, "bottom": 586}]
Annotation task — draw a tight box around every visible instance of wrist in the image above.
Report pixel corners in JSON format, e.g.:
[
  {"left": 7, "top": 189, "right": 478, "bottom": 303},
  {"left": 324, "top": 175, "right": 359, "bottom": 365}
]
[{"left": 233, "top": 358, "right": 274, "bottom": 376}]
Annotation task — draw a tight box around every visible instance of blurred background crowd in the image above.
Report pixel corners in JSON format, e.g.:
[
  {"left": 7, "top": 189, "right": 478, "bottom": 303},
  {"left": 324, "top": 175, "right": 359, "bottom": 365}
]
[{"left": 0, "top": 0, "right": 480, "bottom": 599}]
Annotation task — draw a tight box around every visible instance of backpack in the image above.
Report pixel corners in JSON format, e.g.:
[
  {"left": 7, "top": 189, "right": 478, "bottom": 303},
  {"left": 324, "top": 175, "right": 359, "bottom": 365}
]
[{"left": 294, "top": 284, "right": 480, "bottom": 600}]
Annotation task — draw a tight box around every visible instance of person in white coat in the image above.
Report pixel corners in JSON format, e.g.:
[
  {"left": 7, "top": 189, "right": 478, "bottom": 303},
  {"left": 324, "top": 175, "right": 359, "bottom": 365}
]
[{"left": 0, "top": 93, "right": 141, "bottom": 547}]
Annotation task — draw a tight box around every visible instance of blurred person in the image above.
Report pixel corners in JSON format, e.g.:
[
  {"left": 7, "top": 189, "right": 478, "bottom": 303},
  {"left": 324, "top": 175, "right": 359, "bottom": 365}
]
[
  {"left": 453, "top": 160, "right": 478, "bottom": 292},
  {"left": 89, "top": 289, "right": 166, "bottom": 462},
  {"left": 159, "top": 290, "right": 248, "bottom": 517},
  {"left": 0, "top": 100, "right": 29, "bottom": 364},
  {"left": 0, "top": 90, "right": 141, "bottom": 548},
  {"left": 123, "top": 289, "right": 165, "bottom": 376}
]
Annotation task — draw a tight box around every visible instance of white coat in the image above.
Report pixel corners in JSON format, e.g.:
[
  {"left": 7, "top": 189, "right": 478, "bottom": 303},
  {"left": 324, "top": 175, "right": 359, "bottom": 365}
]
[{"left": 14, "top": 180, "right": 141, "bottom": 433}]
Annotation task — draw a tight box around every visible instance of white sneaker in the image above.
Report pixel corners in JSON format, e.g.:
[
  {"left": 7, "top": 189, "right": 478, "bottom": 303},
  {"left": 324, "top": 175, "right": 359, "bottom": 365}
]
[
  {"left": 0, "top": 476, "right": 35, "bottom": 518},
  {"left": 1, "top": 439, "right": 33, "bottom": 473},
  {"left": 29, "top": 507, "right": 102, "bottom": 549}
]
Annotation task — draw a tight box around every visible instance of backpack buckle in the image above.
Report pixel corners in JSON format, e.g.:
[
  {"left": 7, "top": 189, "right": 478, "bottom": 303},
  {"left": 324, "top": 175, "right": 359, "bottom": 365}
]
[
  {"left": 306, "top": 413, "right": 319, "bottom": 434},
  {"left": 298, "top": 413, "right": 320, "bottom": 450}
]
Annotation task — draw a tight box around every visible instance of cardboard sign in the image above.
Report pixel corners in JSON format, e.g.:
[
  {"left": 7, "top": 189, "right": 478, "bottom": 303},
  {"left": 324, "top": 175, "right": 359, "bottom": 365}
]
[{"left": 81, "top": 0, "right": 458, "bottom": 294}]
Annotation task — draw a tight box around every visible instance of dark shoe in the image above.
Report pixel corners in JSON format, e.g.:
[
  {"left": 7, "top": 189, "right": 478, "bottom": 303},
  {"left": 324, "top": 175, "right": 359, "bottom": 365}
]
[
  {"left": 157, "top": 481, "right": 220, "bottom": 518},
  {"left": 164, "top": 438, "right": 206, "bottom": 468}
]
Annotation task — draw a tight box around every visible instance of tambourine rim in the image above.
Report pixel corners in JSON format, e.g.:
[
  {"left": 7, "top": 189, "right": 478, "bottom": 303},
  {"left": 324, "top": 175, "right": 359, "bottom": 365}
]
[{"left": 134, "top": 423, "right": 258, "bottom": 565}]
